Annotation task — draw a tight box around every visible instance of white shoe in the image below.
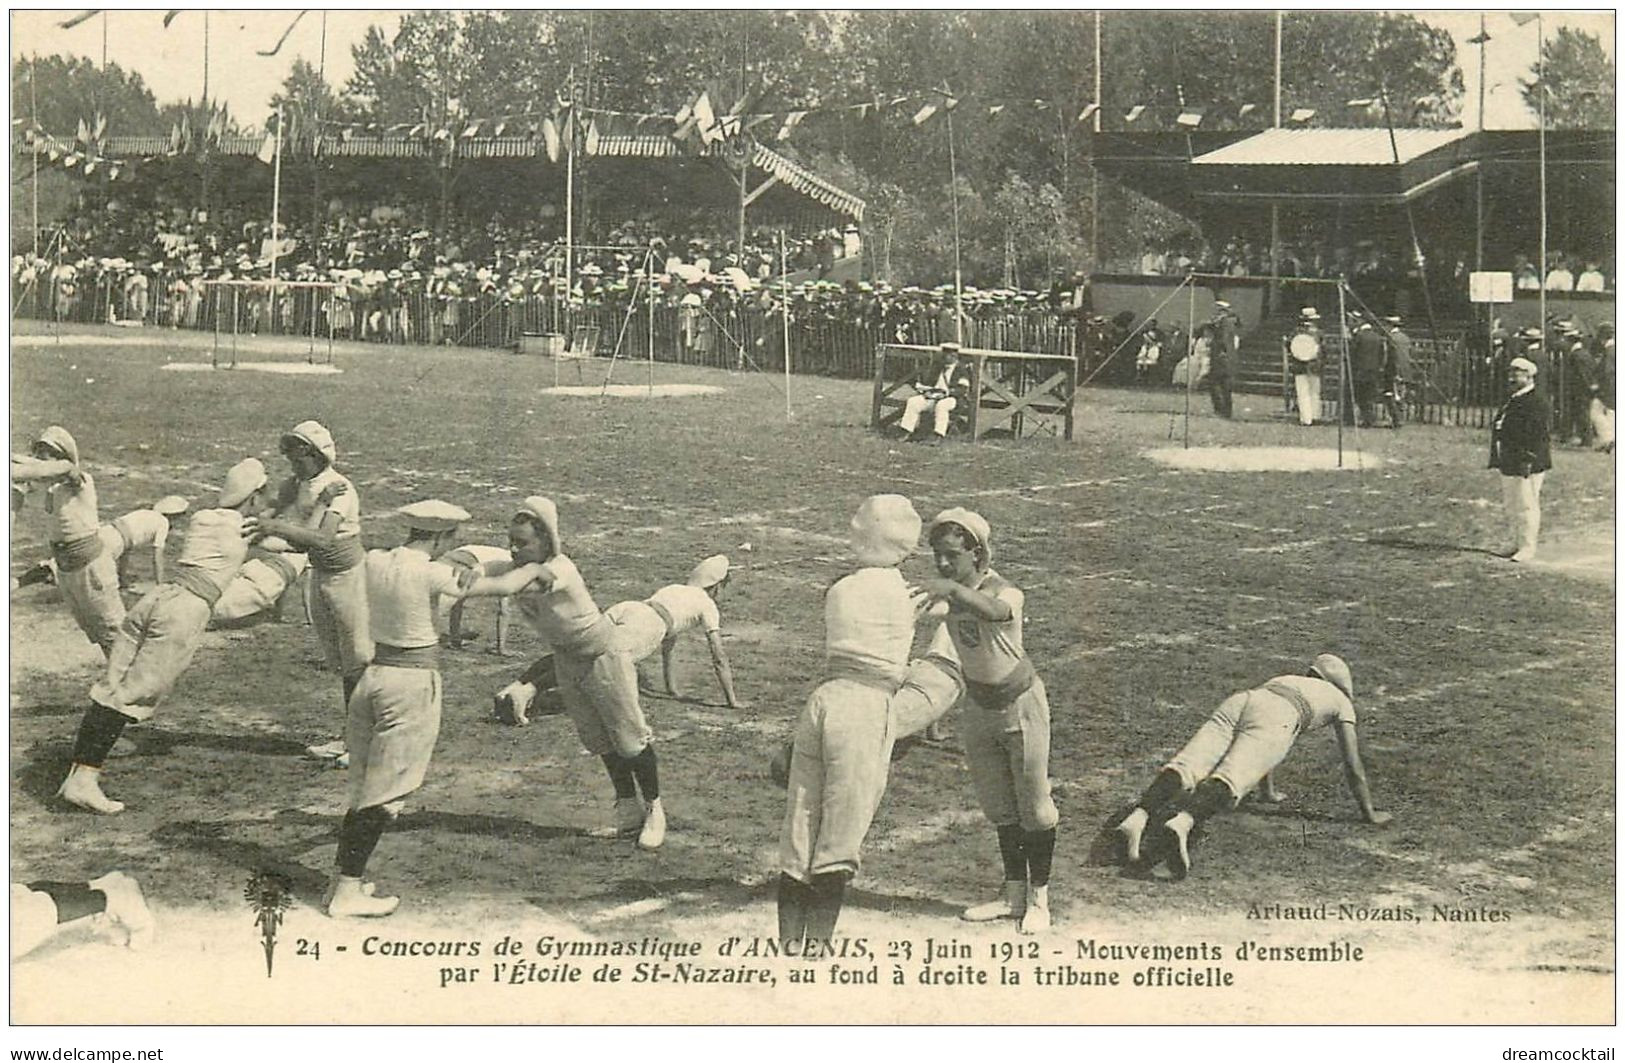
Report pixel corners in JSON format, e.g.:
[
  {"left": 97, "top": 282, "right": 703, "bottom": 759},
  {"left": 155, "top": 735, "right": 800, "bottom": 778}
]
[
  {"left": 1019, "top": 886, "right": 1051, "bottom": 935},
  {"left": 1117, "top": 808, "right": 1149, "bottom": 864},
  {"left": 588, "top": 796, "right": 646, "bottom": 839},
  {"left": 306, "top": 738, "right": 347, "bottom": 761},
  {"left": 58, "top": 764, "right": 125, "bottom": 815},
  {"left": 962, "top": 880, "right": 1026, "bottom": 922},
  {"left": 637, "top": 798, "right": 667, "bottom": 851},
  {"left": 90, "top": 871, "right": 154, "bottom": 950},
  {"left": 1164, "top": 813, "right": 1194, "bottom": 876},
  {"left": 1510, "top": 548, "right": 1537, "bottom": 563},
  {"left": 326, "top": 876, "right": 399, "bottom": 918}
]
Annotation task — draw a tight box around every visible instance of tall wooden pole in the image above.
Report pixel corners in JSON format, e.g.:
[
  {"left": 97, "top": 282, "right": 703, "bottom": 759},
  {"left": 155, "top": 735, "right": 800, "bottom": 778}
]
[
  {"left": 781, "top": 230, "right": 792, "bottom": 419},
  {"left": 1537, "top": 13, "right": 1546, "bottom": 339},
  {"left": 945, "top": 87, "right": 965, "bottom": 344},
  {"left": 1090, "top": 10, "right": 1101, "bottom": 269},
  {"left": 30, "top": 58, "right": 39, "bottom": 257},
  {"left": 1475, "top": 13, "right": 1485, "bottom": 272},
  {"left": 311, "top": 12, "right": 327, "bottom": 266},
  {"left": 270, "top": 104, "right": 284, "bottom": 283},
  {"left": 1269, "top": 11, "right": 1282, "bottom": 316},
  {"left": 201, "top": 11, "right": 211, "bottom": 219}
]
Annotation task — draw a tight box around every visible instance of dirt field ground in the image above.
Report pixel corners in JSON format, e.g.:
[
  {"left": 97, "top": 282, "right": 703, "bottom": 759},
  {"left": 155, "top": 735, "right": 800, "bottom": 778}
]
[{"left": 9, "top": 323, "right": 1615, "bottom": 1026}]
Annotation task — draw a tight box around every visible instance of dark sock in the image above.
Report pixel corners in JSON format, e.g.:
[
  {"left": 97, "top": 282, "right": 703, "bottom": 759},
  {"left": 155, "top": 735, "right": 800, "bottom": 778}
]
[
  {"left": 1185, "top": 778, "right": 1237, "bottom": 823},
  {"left": 520, "top": 655, "right": 557, "bottom": 691},
  {"left": 600, "top": 754, "right": 638, "bottom": 800},
  {"left": 777, "top": 873, "right": 809, "bottom": 948},
  {"left": 27, "top": 881, "right": 106, "bottom": 923},
  {"left": 996, "top": 823, "right": 1027, "bottom": 881},
  {"left": 337, "top": 805, "right": 391, "bottom": 878},
  {"left": 628, "top": 745, "right": 660, "bottom": 801},
  {"left": 71, "top": 703, "right": 134, "bottom": 768},
  {"left": 1025, "top": 828, "right": 1057, "bottom": 888},
  {"left": 1137, "top": 770, "right": 1186, "bottom": 818},
  {"left": 17, "top": 561, "right": 56, "bottom": 588},
  {"left": 803, "top": 871, "right": 848, "bottom": 945}
]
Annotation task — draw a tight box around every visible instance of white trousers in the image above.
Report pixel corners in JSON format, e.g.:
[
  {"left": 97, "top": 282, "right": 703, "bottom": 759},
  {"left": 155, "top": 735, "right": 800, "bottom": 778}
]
[
  {"left": 900, "top": 394, "right": 956, "bottom": 435},
  {"left": 1292, "top": 373, "right": 1321, "bottom": 425},
  {"left": 1501, "top": 472, "right": 1545, "bottom": 556}
]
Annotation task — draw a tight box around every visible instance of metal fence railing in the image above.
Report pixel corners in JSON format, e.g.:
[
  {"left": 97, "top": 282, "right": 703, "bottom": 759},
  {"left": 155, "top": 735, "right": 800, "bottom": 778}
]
[{"left": 16, "top": 277, "right": 1595, "bottom": 435}]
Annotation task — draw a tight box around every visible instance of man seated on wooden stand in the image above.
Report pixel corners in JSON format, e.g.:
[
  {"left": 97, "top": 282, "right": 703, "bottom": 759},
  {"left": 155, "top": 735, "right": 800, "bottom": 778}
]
[{"left": 896, "top": 342, "right": 972, "bottom": 444}]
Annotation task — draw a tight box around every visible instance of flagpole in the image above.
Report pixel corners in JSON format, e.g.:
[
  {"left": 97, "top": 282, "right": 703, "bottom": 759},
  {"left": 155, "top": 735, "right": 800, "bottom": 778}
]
[
  {"left": 944, "top": 86, "right": 965, "bottom": 345},
  {"left": 781, "top": 229, "right": 791, "bottom": 419},
  {"left": 1091, "top": 11, "right": 1101, "bottom": 270},
  {"left": 30, "top": 58, "right": 39, "bottom": 257},
  {"left": 201, "top": 11, "right": 211, "bottom": 219},
  {"left": 1537, "top": 13, "right": 1546, "bottom": 340},
  {"left": 270, "top": 105, "right": 284, "bottom": 284},
  {"left": 565, "top": 67, "right": 575, "bottom": 331}
]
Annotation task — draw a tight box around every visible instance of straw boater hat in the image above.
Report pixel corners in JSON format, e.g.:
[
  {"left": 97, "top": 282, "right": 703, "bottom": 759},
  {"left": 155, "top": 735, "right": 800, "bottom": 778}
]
[
  {"left": 1300, "top": 307, "right": 1320, "bottom": 321},
  {"left": 398, "top": 499, "right": 470, "bottom": 533},
  {"left": 1508, "top": 356, "right": 1538, "bottom": 376}
]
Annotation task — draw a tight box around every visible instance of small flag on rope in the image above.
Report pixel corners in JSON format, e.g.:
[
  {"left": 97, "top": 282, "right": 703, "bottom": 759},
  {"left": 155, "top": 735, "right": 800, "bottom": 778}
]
[
  {"left": 1076, "top": 102, "right": 1100, "bottom": 124},
  {"left": 461, "top": 121, "right": 481, "bottom": 138},
  {"left": 911, "top": 102, "right": 939, "bottom": 125},
  {"left": 1176, "top": 107, "right": 1204, "bottom": 128},
  {"left": 1124, "top": 104, "right": 1146, "bottom": 123},
  {"left": 1289, "top": 107, "right": 1316, "bottom": 123},
  {"left": 493, "top": 121, "right": 507, "bottom": 137},
  {"left": 988, "top": 104, "right": 1006, "bottom": 116},
  {"left": 541, "top": 116, "right": 560, "bottom": 162},
  {"left": 584, "top": 118, "right": 601, "bottom": 154},
  {"left": 1345, "top": 97, "right": 1377, "bottom": 108},
  {"left": 1237, "top": 102, "right": 1258, "bottom": 118},
  {"left": 776, "top": 110, "right": 806, "bottom": 141},
  {"left": 256, "top": 128, "right": 278, "bottom": 164}
]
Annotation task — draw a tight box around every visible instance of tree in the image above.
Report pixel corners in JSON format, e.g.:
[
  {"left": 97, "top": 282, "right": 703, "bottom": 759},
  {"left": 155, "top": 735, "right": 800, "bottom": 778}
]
[
  {"left": 1101, "top": 12, "right": 1463, "bottom": 130},
  {"left": 11, "top": 55, "right": 164, "bottom": 137},
  {"left": 1522, "top": 27, "right": 1614, "bottom": 129}
]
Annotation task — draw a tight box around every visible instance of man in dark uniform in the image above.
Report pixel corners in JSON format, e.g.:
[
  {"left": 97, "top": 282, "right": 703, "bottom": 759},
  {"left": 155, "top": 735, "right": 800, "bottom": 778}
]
[
  {"left": 1348, "top": 314, "right": 1386, "bottom": 427},
  {"left": 1381, "top": 315, "right": 1412, "bottom": 429},
  {"left": 1488, "top": 357, "right": 1553, "bottom": 563},
  {"left": 1207, "top": 300, "right": 1238, "bottom": 418},
  {"left": 1557, "top": 326, "right": 1596, "bottom": 446}
]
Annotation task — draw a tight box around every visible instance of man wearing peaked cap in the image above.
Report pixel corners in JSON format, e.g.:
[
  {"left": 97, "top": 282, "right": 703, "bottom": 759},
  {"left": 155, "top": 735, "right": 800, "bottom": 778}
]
[
  {"left": 459, "top": 496, "right": 670, "bottom": 849},
  {"left": 257, "top": 420, "right": 371, "bottom": 765},
  {"left": 1488, "top": 355, "right": 1552, "bottom": 562},
  {"left": 327, "top": 497, "right": 504, "bottom": 917},
  {"left": 917, "top": 507, "right": 1059, "bottom": 934},
  {"left": 1111, "top": 654, "right": 1390, "bottom": 878},
  {"left": 58, "top": 459, "right": 269, "bottom": 815},
  {"left": 778, "top": 495, "right": 922, "bottom": 948}
]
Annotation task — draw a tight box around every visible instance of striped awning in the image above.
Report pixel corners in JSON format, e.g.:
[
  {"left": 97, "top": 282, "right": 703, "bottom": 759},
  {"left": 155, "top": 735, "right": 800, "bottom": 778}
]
[{"left": 16, "top": 131, "right": 866, "bottom": 219}]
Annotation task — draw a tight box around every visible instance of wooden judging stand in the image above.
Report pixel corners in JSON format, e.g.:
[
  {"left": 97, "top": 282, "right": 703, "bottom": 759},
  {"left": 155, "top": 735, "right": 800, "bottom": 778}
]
[{"left": 871, "top": 344, "right": 1078, "bottom": 441}]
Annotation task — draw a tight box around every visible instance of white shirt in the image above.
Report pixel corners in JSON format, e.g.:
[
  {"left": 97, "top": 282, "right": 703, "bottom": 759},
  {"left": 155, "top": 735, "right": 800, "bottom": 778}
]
[
  {"left": 647, "top": 583, "right": 722, "bottom": 636},
  {"left": 939, "top": 569, "right": 1026, "bottom": 685},
  {"left": 1544, "top": 268, "right": 1575, "bottom": 292},
  {"left": 47, "top": 472, "right": 99, "bottom": 543},
  {"left": 512, "top": 555, "right": 605, "bottom": 653},
  {"left": 824, "top": 567, "right": 914, "bottom": 685},
  {"left": 1577, "top": 270, "right": 1606, "bottom": 293},
  {"left": 175, "top": 509, "right": 251, "bottom": 594},
  {"left": 366, "top": 546, "right": 463, "bottom": 648}
]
